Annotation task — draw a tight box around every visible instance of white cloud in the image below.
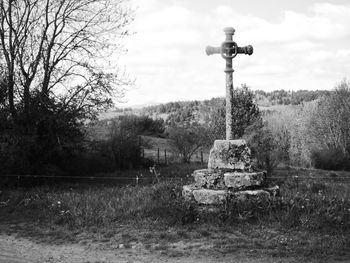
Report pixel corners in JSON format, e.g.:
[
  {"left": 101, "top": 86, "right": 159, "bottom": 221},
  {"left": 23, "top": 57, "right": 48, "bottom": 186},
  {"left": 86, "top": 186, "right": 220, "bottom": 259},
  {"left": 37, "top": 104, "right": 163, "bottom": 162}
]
[
  {"left": 117, "top": 1, "right": 350, "bottom": 107},
  {"left": 307, "top": 50, "right": 333, "bottom": 62},
  {"left": 286, "top": 40, "right": 323, "bottom": 51},
  {"left": 215, "top": 5, "right": 233, "bottom": 16}
]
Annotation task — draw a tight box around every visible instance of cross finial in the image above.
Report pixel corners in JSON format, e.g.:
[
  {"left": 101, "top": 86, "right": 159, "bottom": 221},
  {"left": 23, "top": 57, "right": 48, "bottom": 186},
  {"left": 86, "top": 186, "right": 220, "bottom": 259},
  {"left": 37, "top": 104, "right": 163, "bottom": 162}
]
[{"left": 224, "top": 27, "right": 235, "bottom": 35}]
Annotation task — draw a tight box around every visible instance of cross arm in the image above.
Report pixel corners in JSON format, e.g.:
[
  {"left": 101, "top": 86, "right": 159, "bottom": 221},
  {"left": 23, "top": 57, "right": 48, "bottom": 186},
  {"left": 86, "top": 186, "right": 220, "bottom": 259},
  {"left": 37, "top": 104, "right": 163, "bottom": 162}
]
[{"left": 206, "top": 45, "right": 253, "bottom": 56}]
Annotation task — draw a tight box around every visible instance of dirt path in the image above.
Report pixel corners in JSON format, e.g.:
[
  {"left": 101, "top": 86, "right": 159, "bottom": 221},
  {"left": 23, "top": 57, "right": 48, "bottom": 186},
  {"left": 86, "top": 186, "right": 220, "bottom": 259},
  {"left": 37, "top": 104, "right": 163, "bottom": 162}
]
[
  {"left": 1, "top": 233, "right": 146, "bottom": 263},
  {"left": 1, "top": 233, "right": 341, "bottom": 263}
]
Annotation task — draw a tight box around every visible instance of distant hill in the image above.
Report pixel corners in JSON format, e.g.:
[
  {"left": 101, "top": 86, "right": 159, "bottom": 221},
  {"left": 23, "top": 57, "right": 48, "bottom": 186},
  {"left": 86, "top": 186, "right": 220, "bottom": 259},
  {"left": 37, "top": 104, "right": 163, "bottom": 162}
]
[
  {"left": 91, "top": 89, "right": 330, "bottom": 140},
  {"left": 135, "top": 89, "right": 330, "bottom": 124},
  {"left": 141, "top": 89, "right": 330, "bottom": 115}
]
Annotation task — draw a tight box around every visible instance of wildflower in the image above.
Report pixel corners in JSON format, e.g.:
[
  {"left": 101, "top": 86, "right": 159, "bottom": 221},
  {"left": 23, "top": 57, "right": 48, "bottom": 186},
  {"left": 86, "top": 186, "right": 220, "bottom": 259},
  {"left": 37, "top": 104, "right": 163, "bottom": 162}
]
[
  {"left": 60, "top": 210, "right": 70, "bottom": 216},
  {"left": 0, "top": 199, "right": 9, "bottom": 207}
]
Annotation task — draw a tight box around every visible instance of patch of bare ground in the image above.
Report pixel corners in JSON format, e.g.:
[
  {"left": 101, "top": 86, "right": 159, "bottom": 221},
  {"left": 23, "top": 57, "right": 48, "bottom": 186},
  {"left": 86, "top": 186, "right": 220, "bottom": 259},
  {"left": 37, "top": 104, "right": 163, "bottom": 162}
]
[{"left": 0, "top": 220, "right": 349, "bottom": 263}]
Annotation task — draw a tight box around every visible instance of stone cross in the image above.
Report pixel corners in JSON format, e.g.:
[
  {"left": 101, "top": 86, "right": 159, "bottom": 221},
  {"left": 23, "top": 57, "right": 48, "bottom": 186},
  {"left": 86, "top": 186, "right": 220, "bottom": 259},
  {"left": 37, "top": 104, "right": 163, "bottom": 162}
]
[{"left": 206, "top": 27, "right": 253, "bottom": 140}]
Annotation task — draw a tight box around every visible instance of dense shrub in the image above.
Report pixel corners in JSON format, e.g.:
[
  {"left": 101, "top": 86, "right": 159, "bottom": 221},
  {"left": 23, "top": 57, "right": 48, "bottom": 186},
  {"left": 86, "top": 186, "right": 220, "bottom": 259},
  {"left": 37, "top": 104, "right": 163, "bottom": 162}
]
[
  {"left": 109, "top": 117, "right": 143, "bottom": 170},
  {"left": 0, "top": 89, "right": 91, "bottom": 175},
  {"left": 244, "top": 118, "right": 278, "bottom": 173},
  {"left": 311, "top": 148, "right": 350, "bottom": 171},
  {"left": 62, "top": 151, "right": 116, "bottom": 176},
  {"left": 167, "top": 124, "right": 211, "bottom": 163},
  {"left": 115, "top": 115, "right": 165, "bottom": 136},
  {"left": 208, "top": 84, "right": 260, "bottom": 140}
]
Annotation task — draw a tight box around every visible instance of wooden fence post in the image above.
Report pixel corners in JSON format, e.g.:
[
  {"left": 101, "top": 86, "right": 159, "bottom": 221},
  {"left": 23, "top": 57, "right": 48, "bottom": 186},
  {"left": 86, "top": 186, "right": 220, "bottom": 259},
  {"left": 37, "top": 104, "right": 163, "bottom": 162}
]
[
  {"left": 201, "top": 151, "right": 204, "bottom": 164},
  {"left": 164, "top": 149, "right": 167, "bottom": 165},
  {"left": 157, "top": 148, "right": 160, "bottom": 164}
]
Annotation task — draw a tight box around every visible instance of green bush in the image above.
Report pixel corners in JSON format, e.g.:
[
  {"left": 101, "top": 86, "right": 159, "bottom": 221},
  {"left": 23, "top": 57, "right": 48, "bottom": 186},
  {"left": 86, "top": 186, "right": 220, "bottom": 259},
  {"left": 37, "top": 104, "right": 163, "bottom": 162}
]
[
  {"left": 109, "top": 117, "right": 143, "bottom": 170},
  {"left": 244, "top": 118, "right": 278, "bottom": 173},
  {"left": 311, "top": 148, "right": 350, "bottom": 171},
  {"left": 208, "top": 84, "right": 260, "bottom": 140}
]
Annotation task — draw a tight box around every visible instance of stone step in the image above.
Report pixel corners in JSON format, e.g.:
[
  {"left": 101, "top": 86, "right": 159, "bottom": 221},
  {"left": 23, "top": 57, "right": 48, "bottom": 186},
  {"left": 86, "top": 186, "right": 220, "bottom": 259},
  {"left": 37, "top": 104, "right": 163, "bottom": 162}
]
[
  {"left": 192, "top": 169, "right": 266, "bottom": 190},
  {"left": 192, "top": 169, "right": 225, "bottom": 189},
  {"left": 208, "top": 140, "right": 251, "bottom": 171},
  {"left": 193, "top": 189, "right": 228, "bottom": 205},
  {"left": 232, "top": 189, "right": 270, "bottom": 201},
  {"left": 224, "top": 171, "right": 266, "bottom": 190},
  {"left": 182, "top": 185, "right": 278, "bottom": 205}
]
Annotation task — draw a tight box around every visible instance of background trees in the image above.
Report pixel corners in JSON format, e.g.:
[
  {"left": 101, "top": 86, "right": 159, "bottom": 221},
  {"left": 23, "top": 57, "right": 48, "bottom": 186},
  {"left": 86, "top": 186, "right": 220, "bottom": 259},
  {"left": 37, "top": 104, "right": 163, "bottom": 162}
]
[
  {"left": 244, "top": 118, "right": 278, "bottom": 173},
  {"left": 109, "top": 116, "right": 143, "bottom": 170},
  {"left": 106, "top": 115, "right": 165, "bottom": 169},
  {"left": 0, "top": 0, "right": 132, "bottom": 119},
  {"left": 207, "top": 84, "right": 260, "bottom": 140},
  {"left": 0, "top": 0, "right": 133, "bottom": 174},
  {"left": 167, "top": 124, "right": 210, "bottom": 164},
  {"left": 257, "top": 80, "right": 350, "bottom": 171},
  {"left": 73, "top": 80, "right": 350, "bottom": 172},
  {"left": 306, "top": 80, "right": 350, "bottom": 170}
]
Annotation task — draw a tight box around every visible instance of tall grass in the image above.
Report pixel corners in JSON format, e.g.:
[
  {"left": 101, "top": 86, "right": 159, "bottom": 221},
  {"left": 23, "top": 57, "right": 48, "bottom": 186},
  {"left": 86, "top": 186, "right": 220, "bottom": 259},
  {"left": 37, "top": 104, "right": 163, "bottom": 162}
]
[
  {"left": 0, "top": 182, "right": 186, "bottom": 228},
  {"left": 0, "top": 167, "right": 349, "bottom": 232}
]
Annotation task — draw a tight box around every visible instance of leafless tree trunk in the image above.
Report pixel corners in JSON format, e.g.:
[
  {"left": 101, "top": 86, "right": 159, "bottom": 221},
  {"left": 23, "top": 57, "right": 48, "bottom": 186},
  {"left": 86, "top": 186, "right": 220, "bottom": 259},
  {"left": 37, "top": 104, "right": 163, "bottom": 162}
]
[{"left": 0, "top": 0, "right": 133, "bottom": 120}]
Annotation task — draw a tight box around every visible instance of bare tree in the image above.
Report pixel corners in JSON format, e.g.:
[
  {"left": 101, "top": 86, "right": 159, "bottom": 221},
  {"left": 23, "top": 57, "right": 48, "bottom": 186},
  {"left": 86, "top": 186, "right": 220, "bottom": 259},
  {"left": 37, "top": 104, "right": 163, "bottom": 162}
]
[
  {"left": 168, "top": 125, "right": 210, "bottom": 164},
  {"left": 0, "top": 0, "right": 133, "bottom": 174},
  {"left": 0, "top": 0, "right": 133, "bottom": 119},
  {"left": 308, "top": 80, "right": 350, "bottom": 155}
]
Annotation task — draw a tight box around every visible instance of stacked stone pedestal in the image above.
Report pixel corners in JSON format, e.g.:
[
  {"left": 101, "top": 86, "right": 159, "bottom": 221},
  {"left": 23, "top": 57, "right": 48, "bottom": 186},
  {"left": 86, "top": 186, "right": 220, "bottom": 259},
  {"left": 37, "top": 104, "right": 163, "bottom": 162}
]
[{"left": 183, "top": 140, "right": 279, "bottom": 205}]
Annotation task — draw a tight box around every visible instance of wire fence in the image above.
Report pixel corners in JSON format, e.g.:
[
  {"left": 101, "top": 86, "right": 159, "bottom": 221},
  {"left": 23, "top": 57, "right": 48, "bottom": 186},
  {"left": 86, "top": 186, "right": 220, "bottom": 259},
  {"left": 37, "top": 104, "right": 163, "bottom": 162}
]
[
  {"left": 1, "top": 150, "right": 350, "bottom": 185},
  {"left": 1, "top": 173, "right": 350, "bottom": 181},
  {"left": 141, "top": 147, "right": 210, "bottom": 165},
  {"left": 0, "top": 173, "right": 190, "bottom": 187}
]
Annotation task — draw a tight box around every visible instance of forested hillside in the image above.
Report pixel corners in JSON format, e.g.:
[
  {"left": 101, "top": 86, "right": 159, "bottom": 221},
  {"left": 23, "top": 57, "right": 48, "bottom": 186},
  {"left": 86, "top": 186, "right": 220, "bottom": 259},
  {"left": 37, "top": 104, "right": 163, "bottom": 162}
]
[
  {"left": 138, "top": 89, "right": 329, "bottom": 125},
  {"left": 94, "top": 88, "right": 332, "bottom": 139}
]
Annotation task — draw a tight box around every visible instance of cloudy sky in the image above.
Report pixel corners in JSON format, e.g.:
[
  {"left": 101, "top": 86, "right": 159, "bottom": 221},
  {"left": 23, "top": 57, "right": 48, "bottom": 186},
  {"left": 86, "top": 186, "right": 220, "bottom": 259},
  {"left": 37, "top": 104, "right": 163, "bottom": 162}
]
[{"left": 118, "top": 0, "right": 350, "bottom": 107}]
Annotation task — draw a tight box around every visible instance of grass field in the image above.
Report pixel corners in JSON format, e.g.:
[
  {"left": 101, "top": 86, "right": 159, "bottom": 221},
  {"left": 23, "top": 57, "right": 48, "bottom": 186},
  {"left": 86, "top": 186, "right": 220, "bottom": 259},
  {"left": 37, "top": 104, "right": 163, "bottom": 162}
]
[
  {"left": 142, "top": 135, "right": 210, "bottom": 164},
  {"left": 0, "top": 166, "right": 350, "bottom": 262}
]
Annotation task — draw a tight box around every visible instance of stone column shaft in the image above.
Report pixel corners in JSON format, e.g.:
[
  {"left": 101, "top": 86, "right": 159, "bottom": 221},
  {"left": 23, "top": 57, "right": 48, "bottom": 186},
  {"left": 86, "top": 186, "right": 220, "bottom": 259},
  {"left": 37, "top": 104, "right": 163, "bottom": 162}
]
[{"left": 224, "top": 29, "right": 234, "bottom": 140}]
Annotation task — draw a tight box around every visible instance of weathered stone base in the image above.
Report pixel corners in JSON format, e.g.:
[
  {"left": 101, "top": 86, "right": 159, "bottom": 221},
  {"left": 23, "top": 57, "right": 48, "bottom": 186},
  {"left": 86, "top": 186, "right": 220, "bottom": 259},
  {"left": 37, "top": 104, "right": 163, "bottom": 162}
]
[
  {"left": 193, "top": 189, "right": 227, "bottom": 205},
  {"left": 208, "top": 140, "right": 251, "bottom": 171},
  {"left": 192, "top": 169, "right": 266, "bottom": 190},
  {"left": 182, "top": 139, "right": 280, "bottom": 210},
  {"left": 182, "top": 185, "right": 279, "bottom": 205},
  {"left": 232, "top": 189, "right": 270, "bottom": 201},
  {"left": 224, "top": 171, "right": 266, "bottom": 190},
  {"left": 192, "top": 169, "right": 225, "bottom": 189}
]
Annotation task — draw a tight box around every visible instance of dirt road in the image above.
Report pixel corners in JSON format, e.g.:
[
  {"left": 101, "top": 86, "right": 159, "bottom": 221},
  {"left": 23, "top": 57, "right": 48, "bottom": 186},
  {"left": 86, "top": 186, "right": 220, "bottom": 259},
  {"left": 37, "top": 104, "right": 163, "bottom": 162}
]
[{"left": 1, "top": 233, "right": 344, "bottom": 263}]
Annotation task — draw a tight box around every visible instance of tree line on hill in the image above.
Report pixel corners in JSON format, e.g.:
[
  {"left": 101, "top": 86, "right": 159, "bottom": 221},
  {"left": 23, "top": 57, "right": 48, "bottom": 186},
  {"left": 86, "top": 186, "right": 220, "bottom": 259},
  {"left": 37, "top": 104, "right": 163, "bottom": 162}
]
[{"left": 142, "top": 88, "right": 330, "bottom": 116}]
